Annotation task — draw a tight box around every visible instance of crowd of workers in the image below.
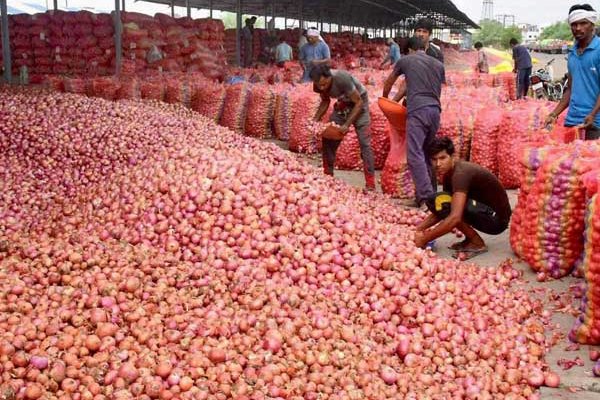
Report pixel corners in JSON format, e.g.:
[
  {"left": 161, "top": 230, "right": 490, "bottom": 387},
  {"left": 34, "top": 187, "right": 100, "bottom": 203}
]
[{"left": 237, "top": 4, "right": 600, "bottom": 260}]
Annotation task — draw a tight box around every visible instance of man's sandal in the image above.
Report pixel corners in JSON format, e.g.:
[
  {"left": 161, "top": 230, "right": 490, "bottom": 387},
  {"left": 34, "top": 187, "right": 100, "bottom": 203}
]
[{"left": 452, "top": 246, "right": 488, "bottom": 261}]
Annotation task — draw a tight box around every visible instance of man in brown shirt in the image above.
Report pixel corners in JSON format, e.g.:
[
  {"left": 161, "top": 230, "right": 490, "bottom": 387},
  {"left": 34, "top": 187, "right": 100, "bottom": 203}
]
[{"left": 413, "top": 137, "right": 512, "bottom": 259}]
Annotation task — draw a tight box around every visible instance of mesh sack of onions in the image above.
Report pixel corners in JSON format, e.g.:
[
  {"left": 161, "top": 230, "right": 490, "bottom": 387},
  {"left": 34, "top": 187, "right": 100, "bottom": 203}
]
[
  {"left": 43, "top": 75, "right": 65, "bottom": 92},
  {"left": 165, "top": 79, "right": 192, "bottom": 108},
  {"left": 90, "top": 77, "right": 121, "bottom": 101},
  {"left": 470, "top": 104, "right": 504, "bottom": 175},
  {"left": 140, "top": 80, "right": 165, "bottom": 101},
  {"left": 497, "top": 102, "right": 553, "bottom": 189},
  {"left": 63, "top": 77, "right": 88, "bottom": 94},
  {"left": 220, "top": 82, "right": 250, "bottom": 134},
  {"left": 369, "top": 101, "right": 391, "bottom": 170},
  {"left": 334, "top": 126, "right": 361, "bottom": 170},
  {"left": 244, "top": 84, "right": 275, "bottom": 139},
  {"left": 510, "top": 141, "right": 557, "bottom": 259},
  {"left": 379, "top": 98, "right": 414, "bottom": 199},
  {"left": 437, "top": 103, "right": 476, "bottom": 161},
  {"left": 273, "top": 89, "right": 293, "bottom": 141},
  {"left": 117, "top": 78, "right": 142, "bottom": 100},
  {"left": 191, "top": 81, "right": 226, "bottom": 122},
  {"left": 495, "top": 72, "right": 517, "bottom": 101},
  {"left": 516, "top": 144, "right": 600, "bottom": 279},
  {"left": 569, "top": 170, "right": 600, "bottom": 344},
  {"left": 288, "top": 90, "right": 321, "bottom": 153}
]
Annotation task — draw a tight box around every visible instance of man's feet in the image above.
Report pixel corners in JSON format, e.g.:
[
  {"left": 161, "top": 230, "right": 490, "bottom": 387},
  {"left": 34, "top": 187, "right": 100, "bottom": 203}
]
[
  {"left": 452, "top": 245, "right": 488, "bottom": 260},
  {"left": 448, "top": 239, "right": 470, "bottom": 251}
]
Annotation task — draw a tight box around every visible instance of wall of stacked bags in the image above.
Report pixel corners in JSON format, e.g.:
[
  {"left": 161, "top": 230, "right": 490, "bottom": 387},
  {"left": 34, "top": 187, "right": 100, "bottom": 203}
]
[
  {"left": 38, "top": 66, "right": 569, "bottom": 193},
  {"left": 2, "top": 10, "right": 225, "bottom": 83}
]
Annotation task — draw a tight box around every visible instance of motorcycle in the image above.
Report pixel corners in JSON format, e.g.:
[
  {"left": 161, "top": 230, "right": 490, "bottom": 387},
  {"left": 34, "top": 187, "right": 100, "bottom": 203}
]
[{"left": 530, "top": 58, "right": 566, "bottom": 101}]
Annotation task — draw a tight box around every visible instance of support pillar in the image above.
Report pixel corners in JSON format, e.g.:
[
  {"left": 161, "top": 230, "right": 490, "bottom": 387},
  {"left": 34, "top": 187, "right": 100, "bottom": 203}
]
[{"left": 114, "top": 0, "right": 122, "bottom": 76}]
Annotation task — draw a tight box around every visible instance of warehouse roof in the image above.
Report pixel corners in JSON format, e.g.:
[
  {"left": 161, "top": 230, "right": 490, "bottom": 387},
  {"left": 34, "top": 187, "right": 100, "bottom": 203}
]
[{"left": 136, "top": 0, "right": 479, "bottom": 30}]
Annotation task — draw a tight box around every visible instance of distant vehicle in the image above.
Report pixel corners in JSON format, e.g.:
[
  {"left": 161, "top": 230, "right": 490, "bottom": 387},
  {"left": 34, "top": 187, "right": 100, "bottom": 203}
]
[{"left": 530, "top": 58, "right": 566, "bottom": 101}]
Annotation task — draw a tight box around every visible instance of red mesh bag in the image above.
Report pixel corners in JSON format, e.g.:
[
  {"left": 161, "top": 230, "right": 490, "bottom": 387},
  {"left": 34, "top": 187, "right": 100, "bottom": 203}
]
[
  {"left": 191, "top": 81, "right": 226, "bottom": 122},
  {"left": 288, "top": 89, "right": 321, "bottom": 153},
  {"left": 93, "top": 25, "right": 114, "bottom": 38},
  {"left": 245, "top": 84, "right": 275, "bottom": 139},
  {"left": 43, "top": 75, "right": 65, "bottom": 92},
  {"left": 165, "top": 79, "right": 192, "bottom": 108},
  {"left": 273, "top": 88, "right": 292, "bottom": 141},
  {"left": 140, "top": 80, "right": 165, "bottom": 101},
  {"left": 335, "top": 127, "right": 362, "bottom": 170},
  {"left": 74, "top": 23, "right": 93, "bottom": 37},
  {"left": 570, "top": 188, "right": 600, "bottom": 345},
  {"left": 91, "top": 13, "right": 112, "bottom": 26},
  {"left": 63, "top": 77, "right": 88, "bottom": 94},
  {"left": 378, "top": 97, "right": 414, "bottom": 199},
  {"left": 220, "top": 83, "right": 251, "bottom": 134},
  {"left": 497, "top": 102, "right": 553, "bottom": 189},
  {"left": 90, "top": 77, "right": 121, "bottom": 100},
  {"left": 471, "top": 104, "right": 504, "bottom": 175},
  {"left": 117, "top": 79, "right": 141, "bottom": 100},
  {"left": 369, "top": 101, "right": 391, "bottom": 169}
]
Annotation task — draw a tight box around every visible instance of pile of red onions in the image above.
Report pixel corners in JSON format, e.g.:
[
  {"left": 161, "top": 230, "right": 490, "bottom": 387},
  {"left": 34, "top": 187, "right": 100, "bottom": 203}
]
[{"left": 0, "top": 87, "right": 558, "bottom": 399}]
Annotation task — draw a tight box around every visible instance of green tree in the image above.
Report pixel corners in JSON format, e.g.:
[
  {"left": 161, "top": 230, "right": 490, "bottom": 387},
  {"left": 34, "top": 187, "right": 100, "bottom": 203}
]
[
  {"left": 539, "top": 21, "right": 572, "bottom": 41},
  {"left": 473, "top": 20, "right": 522, "bottom": 49}
]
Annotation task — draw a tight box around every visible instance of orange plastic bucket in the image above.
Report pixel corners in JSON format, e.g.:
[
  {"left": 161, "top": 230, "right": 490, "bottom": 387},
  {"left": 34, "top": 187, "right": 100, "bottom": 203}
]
[{"left": 378, "top": 97, "right": 407, "bottom": 127}]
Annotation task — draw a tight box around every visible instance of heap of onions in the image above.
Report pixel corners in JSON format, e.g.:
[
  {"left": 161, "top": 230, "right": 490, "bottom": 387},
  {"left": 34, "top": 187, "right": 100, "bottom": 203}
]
[{"left": 0, "top": 87, "right": 558, "bottom": 399}]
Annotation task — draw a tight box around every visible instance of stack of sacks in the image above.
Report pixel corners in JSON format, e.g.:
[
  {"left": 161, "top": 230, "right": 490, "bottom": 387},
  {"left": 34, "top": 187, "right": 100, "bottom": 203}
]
[
  {"left": 245, "top": 84, "right": 276, "bottom": 139},
  {"left": 220, "top": 82, "right": 251, "bottom": 134},
  {"left": 511, "top": 141, "right": 600, "bottom": 279},
  {"left": 497, "top": 101, "right": 553, "bottom": 189},
  {"left": 7, "top": 10, "right": 225, "bottom": 80}
]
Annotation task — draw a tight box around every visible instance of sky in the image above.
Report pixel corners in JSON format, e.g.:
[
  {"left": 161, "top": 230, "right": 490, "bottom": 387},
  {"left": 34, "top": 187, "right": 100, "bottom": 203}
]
[
  {"left": 452, "top": 0, "right": 600, "bottom": 27},
  {"left": 8, "top": 0, "right": 600, "bottom": 29}
]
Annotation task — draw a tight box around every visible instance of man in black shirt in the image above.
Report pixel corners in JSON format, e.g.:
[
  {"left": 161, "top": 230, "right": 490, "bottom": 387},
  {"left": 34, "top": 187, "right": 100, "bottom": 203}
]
[{"left": 414, "top": 137, "right": 512, "bottom": 260}]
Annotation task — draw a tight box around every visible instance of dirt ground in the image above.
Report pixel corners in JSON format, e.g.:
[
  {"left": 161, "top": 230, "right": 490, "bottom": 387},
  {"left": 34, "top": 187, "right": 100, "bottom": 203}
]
[{"left": 271, "top": 140, "right": 600, "bottom": 399}]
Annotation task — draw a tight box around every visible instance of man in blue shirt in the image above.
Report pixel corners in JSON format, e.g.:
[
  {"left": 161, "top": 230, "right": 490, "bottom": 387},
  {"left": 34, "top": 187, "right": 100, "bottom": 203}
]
[
  {"left": 380, "top": 38, "right": 401, "bottom": 69},
  {"left": 510, "top": 37, "right": 533, "bottom": 99},
  {"left": 545, "top": 4, "right": 600, "bottom": 140},
  {"left": 275, "top": 37, "right": 293, "bottom": 67},
  {"left": 299, "top": 29, "right": 331, "bottom": 82}
]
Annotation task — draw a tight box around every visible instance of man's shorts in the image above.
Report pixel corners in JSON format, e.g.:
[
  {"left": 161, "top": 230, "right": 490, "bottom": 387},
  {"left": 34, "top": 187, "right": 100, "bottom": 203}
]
[{"left": 427, "top": 192, "right": 508, "bottom": 235}]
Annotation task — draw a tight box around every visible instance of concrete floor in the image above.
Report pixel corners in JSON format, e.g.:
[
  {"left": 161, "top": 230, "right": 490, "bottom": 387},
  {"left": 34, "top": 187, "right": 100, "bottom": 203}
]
[{"left": 274, "top": 141, "right": 600, "bottom": 399}]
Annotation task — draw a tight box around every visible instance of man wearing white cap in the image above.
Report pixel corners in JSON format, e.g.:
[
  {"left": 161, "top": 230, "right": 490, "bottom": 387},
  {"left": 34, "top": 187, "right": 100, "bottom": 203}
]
[
  {"left": 298, "top": 28, "right": 331, "bottom": 82},
  {"left": 546, "top": 3, "right": 600, "bottom": 140}
]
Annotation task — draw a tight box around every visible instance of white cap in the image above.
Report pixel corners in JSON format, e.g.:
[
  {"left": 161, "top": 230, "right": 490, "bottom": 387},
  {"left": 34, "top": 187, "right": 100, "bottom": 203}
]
[{"left": 306, "top": 28, "right": 320, "bottom": 37}]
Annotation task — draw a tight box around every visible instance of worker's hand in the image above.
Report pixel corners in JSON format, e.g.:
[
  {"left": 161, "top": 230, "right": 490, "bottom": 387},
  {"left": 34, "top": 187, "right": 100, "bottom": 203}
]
[
  {"left": 413, "top": 231, "right": 428, "bottom": 249},
  {"left": 512, "top": 68, "right": 516, "bottom": 73},
  {"left": 544, "top": 113, "right": 558, "bottom": 129},
  {"left": 338, "top": 125, "right": 349, "bottom": 134},
  {"left": 580, "top": 114, "right": 596, "bottom": 129}
]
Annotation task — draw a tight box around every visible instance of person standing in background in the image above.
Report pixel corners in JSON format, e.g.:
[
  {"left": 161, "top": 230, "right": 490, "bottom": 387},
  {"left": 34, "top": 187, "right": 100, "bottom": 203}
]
[
  {"left": 241, "top": 17, "right": 257, "bottom": 67},
  {"left": 474, "top": 42, "right": 489, "bottom": 73},
  {"left": 299, "top": 29, "right": 331, "bottom": 82},
  {"left": 380, "top": 38, "right": 401, "bottom": 69},
  {"left": 510, "top": 37, "right": 533, "bottom": 99},
  {"left": 275, "top": 37, "right": 293, "bottom": 67},
  {"left": 298, "top": 29, "right": 308, "bottom": 52}
]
